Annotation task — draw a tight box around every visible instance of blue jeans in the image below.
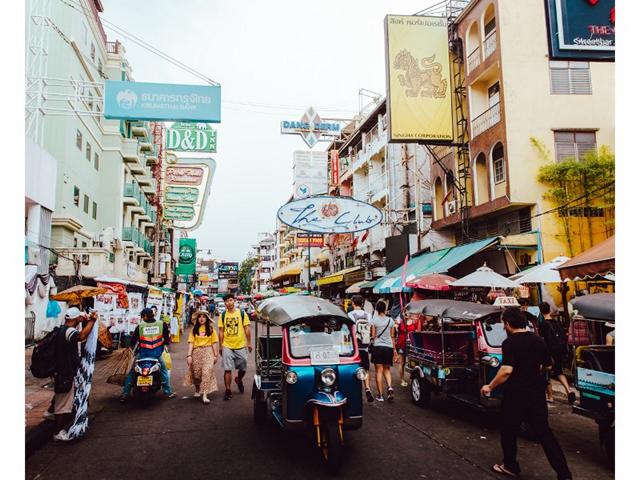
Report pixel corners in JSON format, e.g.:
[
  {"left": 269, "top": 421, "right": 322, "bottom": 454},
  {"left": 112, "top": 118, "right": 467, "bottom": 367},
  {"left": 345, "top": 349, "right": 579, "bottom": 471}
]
[{"left": 122, "top": 355, "right": 172, "bottom": 396}]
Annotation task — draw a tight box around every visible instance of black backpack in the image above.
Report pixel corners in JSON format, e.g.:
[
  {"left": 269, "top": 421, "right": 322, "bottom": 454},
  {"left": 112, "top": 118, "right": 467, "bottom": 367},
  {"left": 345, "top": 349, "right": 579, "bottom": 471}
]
[{"left": 30, "top": 327, "right": 61, "bottom": 378}]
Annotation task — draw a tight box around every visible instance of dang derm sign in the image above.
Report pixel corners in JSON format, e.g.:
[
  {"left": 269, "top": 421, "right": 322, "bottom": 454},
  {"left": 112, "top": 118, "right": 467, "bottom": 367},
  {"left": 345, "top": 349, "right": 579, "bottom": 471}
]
[
  {"left": 104, "top": 80, "right": 221, "bottom": 122},
  {"left": 277, "top": 196, "right": 383, "bottom": 234}
]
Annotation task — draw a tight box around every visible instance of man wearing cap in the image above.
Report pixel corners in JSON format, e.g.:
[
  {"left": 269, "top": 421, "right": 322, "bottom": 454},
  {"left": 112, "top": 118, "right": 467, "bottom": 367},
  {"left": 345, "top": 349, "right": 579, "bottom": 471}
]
[
  {"left": 52, "top": 307, "right": 97, "bottom": 442},
  {"left": 120, "top": 308, "right": 175, "bottom": 402}
]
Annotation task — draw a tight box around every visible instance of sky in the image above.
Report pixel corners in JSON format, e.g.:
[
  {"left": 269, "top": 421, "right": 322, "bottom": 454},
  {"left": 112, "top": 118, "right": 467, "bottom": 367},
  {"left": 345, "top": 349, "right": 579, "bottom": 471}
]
[{"left": 102, "top": 0, "right": 438, "bottom": 262}]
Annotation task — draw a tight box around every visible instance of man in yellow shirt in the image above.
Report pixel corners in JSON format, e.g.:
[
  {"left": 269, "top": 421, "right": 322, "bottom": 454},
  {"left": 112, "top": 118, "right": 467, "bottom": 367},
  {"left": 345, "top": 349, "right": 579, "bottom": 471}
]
[{"left": 218, "top": 294, "right": 252, "bottom": 401}]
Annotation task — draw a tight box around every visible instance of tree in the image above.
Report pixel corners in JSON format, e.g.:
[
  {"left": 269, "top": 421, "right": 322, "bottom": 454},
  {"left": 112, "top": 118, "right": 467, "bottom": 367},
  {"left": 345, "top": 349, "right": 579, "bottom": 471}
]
[
  {"left": 533, "top": 139, "right": 614, "bottom": 256},
  {"left": 238, "top": 255, "right": 259, "bottom": 294}
]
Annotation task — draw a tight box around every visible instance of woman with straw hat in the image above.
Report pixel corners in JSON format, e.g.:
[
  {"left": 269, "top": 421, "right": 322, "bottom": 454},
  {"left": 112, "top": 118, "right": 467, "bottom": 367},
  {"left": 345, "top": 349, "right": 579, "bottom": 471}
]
[{"left": 185, "top": 311, "right": 219, "bottom": 404}]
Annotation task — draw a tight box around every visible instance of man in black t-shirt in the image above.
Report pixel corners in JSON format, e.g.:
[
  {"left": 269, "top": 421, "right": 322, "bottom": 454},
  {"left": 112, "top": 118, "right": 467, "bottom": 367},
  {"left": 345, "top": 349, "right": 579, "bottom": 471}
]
[{"left": 481, "top": 307, "right": 572, "bottom": 480}]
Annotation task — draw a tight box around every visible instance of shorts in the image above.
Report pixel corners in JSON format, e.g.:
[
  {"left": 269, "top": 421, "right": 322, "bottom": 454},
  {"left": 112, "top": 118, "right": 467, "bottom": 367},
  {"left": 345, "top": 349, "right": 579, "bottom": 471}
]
[
  {"left": 371, "top": 346, "right": 394, "bottom": 366},
  {"left": 222, "top": 347, "right": 248, "bottom": 371},
  {"left": 53, "top": 383, "right": 75, "bottom": 415},
  {"left": 358, "top": 347, "right": 370, "bottom": 371}
]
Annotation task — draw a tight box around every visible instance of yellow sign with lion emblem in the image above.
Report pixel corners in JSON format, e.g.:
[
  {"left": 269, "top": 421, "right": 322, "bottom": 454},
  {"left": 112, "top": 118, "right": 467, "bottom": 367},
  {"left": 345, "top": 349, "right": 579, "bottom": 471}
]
[{"left": 385, "top": 15, "right": 453, "bottom": 143}]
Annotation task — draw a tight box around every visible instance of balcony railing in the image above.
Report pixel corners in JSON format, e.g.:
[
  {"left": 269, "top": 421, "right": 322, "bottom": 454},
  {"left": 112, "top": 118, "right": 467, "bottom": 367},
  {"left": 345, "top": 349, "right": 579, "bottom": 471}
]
[
  {"left": 467, "top": 46, "right": 481, "bottom": 73},
  {"left": 471, "top": 102, "right": 501, "bottom": 138},
  {"left": 106, "top": 41, "right": 121, "bottom": 55},
  {"left": 483, "top": 30, "right": 497, "bottom": 59}
]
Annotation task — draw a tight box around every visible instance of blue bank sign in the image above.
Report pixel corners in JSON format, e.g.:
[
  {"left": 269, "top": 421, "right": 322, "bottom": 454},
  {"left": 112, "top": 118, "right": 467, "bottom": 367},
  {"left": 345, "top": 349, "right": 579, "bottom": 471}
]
[
  {"left": 277, "top": 195, "right": 383, "bottom": 234},
  {"left": 104, "top": 81, "right": 221, "bottom": 122}
]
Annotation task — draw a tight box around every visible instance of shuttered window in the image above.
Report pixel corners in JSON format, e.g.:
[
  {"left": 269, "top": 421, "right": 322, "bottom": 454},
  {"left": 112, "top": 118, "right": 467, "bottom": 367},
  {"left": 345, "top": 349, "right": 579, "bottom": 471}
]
[
  {"left": 550, "top": 61, "right": 591, "bottom": 95},
  {"left": 554, "top": 131, "right": 597, "bottom": 162}
]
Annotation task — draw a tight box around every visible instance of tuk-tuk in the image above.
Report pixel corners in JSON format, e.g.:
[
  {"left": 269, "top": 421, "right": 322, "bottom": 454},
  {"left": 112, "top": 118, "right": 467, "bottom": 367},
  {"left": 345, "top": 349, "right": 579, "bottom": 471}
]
[
  {"left": 406, "top": 299, "right": 536, "bottom": 410},
  {"left": 253, "top": 295, "right": 365, "bottom": 472},
  {"left": 570, "top": 293, "right": 615, "bottom": 468}
]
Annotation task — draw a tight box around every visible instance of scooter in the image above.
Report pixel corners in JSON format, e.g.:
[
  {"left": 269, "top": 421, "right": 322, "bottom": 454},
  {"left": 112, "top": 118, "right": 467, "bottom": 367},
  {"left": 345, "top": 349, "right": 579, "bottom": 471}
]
[{"left": 132, "top": 357, "right": 162, "bottom": 406}]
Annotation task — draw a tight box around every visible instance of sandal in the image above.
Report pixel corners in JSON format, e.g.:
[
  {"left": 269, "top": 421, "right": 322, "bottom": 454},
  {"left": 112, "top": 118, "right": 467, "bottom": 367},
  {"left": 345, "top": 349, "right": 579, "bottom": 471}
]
[
  {"left": 491, "top": 464, "right": 519, "bottom": 478},
  {"left": 387, "top": 387, "right": 394, "bottom": 402}
]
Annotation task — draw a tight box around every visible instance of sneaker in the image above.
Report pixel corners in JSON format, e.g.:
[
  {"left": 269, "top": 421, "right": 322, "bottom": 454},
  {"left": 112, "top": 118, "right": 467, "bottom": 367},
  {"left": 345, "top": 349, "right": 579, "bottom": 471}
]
[
  {"left": 224, "top": 389, "right": 232, "bottom": 401},
  {"left": 202, "top": 396, "right": 211, "bottom": 405},
  {"left": 568, "top": 392, "right": 576, "bottom": 404},
  {"left": 365, "top": 389, "right": 374, "bottom": 403},
  {"left": 166, "top": 392, "right": 177, "bottom": 399},
  {"left": 119, "top": 395, "right": 127, "bottom": 403},
  {"left": 42, "top": 411, "right": 55, "bottom": 421},
  {"left": 400, "top": 380, "right": 409, "bottom": 387},
  {"left": 375, "top": 394, "right": 384, "bottom": 402},
  {"left": 235, "top": 376, "right": 245, "bottom": 393},
  {"left": 194, "top": 392, "right": 201, "bottom": 398},
  {"left": 387, "top": 387, "right": 394, "bottom": 402},
  {"left": 53, "top": 430, "right": 71, "bottom": 442}
]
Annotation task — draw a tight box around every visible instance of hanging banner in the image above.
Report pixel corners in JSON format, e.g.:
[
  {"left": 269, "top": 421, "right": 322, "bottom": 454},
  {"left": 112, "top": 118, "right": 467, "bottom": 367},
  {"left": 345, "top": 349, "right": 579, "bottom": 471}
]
[
  {"left": 384, "top": 15, "right": 453, "bottom": 143},
  {"left": 277, "top": 195, "right": 383, "bottom": 234},
  {"left": 330, "top": 149, "right": 340, "bottom": 185},
  {"left": 175, "top": 238, "right": 197, "bottom": 276},
  {"left": 104, "top": 80, "right": 221, "bottom": 122}
]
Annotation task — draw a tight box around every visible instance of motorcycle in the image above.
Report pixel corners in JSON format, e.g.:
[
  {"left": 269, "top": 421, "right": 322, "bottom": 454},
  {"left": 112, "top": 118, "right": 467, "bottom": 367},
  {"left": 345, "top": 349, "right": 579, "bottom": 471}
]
[{"left": 132, "top": 357, "right": 162, "bottom": 406}]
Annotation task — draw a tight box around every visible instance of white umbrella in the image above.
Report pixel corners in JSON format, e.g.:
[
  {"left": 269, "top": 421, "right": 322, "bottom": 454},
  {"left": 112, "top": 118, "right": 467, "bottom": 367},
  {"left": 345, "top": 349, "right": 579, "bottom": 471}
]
[
  {"left": 450, "top": 264, "right": 519, "bottom": 289},
  {"left": 345, "top": 281, "right": 368, "bottom": 294},
  {"left": 509, "top": 256, "right": 571, "bottom": 284}
]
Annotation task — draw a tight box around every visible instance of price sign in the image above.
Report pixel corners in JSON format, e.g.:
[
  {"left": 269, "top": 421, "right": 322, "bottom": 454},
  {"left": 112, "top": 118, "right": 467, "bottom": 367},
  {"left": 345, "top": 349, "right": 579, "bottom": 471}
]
[{"left": 310, "top": 347, "right": 339, "bottom": 365}]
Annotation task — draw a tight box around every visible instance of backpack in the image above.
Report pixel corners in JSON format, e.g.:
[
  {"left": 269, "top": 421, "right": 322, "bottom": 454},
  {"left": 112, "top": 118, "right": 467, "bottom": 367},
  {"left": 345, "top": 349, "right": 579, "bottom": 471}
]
[{"left": 30, "top": 327, "right": 61, "bottom": 378}]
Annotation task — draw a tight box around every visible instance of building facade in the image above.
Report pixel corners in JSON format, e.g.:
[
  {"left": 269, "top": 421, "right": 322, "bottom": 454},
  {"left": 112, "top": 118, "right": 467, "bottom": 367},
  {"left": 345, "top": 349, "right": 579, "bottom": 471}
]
[{"left": 252, "top": 233, "right": 276, "bottom": 292}]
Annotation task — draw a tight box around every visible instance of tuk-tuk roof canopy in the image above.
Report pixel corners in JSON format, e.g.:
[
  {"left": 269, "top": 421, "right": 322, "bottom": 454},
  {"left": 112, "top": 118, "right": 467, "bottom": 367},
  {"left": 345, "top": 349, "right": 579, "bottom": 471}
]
[
  {"left": 256, "top": 295, "right": 350, "bottom": 326},
  {"left": 571, "top": 293, "right": 615, "bottom": 322},
  {"left": 406, "top": 299, "right": 502, "bottom": 320}
]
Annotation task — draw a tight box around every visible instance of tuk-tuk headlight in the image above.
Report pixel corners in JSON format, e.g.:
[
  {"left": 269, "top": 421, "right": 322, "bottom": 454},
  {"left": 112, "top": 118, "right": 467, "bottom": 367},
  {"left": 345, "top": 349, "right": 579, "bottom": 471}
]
[
  {"left": 355, "top": 367, "right": 368, "bottom": 381},
  {"left": 482, "top": 355, "right": 500, "bottom": 368},
  {"left": 285, "top": 371, "right": 298, "bottom": 385},
  {"left": 320, "top": 368, "right": 336, "bottom": 386}
]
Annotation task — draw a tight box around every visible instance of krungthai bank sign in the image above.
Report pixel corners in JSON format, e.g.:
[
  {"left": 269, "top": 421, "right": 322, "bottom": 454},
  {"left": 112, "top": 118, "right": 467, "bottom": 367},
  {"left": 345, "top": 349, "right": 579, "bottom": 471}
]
[{"left": 281, "top": 106, "right": 340, "bottom": 148}]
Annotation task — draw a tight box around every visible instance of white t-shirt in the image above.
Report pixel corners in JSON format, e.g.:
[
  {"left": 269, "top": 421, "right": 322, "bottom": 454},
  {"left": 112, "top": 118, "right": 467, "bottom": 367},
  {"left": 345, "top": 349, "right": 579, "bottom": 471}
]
[{"left": 348, "top": 309, "right": 372, "bottom": 346}]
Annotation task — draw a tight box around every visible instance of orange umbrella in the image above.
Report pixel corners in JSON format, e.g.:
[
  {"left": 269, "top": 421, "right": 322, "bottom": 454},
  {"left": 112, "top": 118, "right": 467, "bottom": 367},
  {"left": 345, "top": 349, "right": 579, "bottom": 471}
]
[{"left": 50, "top": 285, "right": 108, "bottom": 304}]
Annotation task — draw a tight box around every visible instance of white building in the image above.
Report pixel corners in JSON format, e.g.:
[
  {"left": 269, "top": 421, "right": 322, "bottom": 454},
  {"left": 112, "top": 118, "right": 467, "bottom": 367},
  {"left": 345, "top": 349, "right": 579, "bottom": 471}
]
[{"left": 252, "top": 233, "right": 276, "bottom": 292}]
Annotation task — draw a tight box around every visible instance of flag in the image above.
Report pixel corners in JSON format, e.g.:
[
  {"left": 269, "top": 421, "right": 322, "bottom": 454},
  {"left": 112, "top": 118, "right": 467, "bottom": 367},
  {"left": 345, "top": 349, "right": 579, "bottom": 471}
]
[
  {"left": 361, "top": 230, "right": 369, "bottom": 243},
  {"left": 440, "top": 188, "right": 453, "bottom": 206},
  {"left": 351, "top": 236, "right": 359, "bottom": 248}
]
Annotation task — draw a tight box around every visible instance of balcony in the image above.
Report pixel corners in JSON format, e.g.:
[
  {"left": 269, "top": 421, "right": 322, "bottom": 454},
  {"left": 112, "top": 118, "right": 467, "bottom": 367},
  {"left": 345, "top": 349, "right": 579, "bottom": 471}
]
[
  {"left": 483, "top": 31, "right": 497, "bottom": 59},
  {"left": 136, "top": 171, "right": 153, "bottom": 186},
  {"left": 123, "top": 182, "right": 141, "bottom": 206},
  {"left": 467, "top": 46, "right": 481, "bottom": 74},
  {"left": 121, "top": 139, "right": 139, "bottom": 162},
  {"left": 139, "top": 140, "right": 153, "bottom": 152},
  {"left": 131, "top": 121, "right": 149, "bottom": 139},
  {"left": 471, "top": 102, "right": 500, "bottom": 138}
]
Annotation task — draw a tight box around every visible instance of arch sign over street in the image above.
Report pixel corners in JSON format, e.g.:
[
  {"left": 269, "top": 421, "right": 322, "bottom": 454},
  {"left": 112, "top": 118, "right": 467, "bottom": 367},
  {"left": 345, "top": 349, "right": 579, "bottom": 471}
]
[{"left": 277, "top": 195, "right": 383, "bottom": 234}]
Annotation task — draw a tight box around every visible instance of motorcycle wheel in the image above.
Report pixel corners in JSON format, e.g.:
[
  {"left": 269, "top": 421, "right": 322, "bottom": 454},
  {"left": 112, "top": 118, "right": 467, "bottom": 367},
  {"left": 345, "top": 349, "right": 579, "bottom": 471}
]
[
  {"left": 411, "top": 375, "right": 430, "bottom": 408},
  {"left": 253, "top": 397, "right": 267, "bottom": 425},
  {"left": 319, "top": 420, "right": 343, "bottom": 474}
]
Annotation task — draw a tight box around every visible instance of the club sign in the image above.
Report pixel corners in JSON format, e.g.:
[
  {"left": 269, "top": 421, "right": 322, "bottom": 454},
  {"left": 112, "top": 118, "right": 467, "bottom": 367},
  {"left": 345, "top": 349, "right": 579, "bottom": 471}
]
[{"left": 277, "top": 196, "right": 383, "bottom": 234}]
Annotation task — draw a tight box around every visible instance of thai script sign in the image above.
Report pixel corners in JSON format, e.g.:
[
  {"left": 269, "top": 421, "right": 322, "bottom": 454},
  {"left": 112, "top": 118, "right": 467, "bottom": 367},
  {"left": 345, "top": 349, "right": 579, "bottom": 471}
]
[
  {"left": 281, "top": 107, "right": 340, "bottom": 148},
  {"left": 165, "top": 186, "right": 199, "bottom": 204},
  {"left": 546, "top": 0, "right": 614, "bottom": 60},
  {"left": 104, "top": 80, "right": 221, "bottom": 122},
  {"left": 164, "top": 204, "right": 196, "bottom": 221},
  {"left": 166, "top": 122, "right": 217, "bottom": 152},
  {"left": 296, "top": 233, "right": 325, "bottom": 248},
  {"left": 330, "top": 149, "right": 339, "bottom": 185},
  {"left": 277, "top": 195, "right": 383, "bottom": 234},
  {"left": 384, "top": 16, "right": 453, "bottom": 143},
  {"left": 166, "top": 166, "right": 204, "bottom": 185}
]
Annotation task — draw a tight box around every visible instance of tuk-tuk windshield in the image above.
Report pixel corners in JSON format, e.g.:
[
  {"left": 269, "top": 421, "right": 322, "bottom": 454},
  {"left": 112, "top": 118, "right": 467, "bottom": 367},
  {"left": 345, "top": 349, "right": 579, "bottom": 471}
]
[
  {"left": 288, "top": 319, "right": 355, "bottom": 358},
  {"left": 482, "top": 319, "right": 536, "bottom": 348}
]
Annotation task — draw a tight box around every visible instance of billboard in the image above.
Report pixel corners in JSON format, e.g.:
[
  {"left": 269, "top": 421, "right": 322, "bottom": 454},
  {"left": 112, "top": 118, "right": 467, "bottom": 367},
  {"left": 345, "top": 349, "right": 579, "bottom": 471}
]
[
  {"left": 296, "top": 233, "right": 325, "bottom": 248},
  {"left": 104, "top": 81, "right": 221, "bottom": 122},
  {"left": 218, "top": 262, "right": 239, "bottom": 279},
  {"left": 384, "top": 15, "right": 453, "bottom": 143},
  {"left": 293, "top": 150, "right": 328, "bottom": 199},
  {"left": 281, "top": 106, "right": 340, "bottom": 148},
  {"left": 546, "top": 0, "right": 614, "bottom": 61},
  {"left": 166, "top": 122, "right": 217, "bottom": 152},
  {"left": 175, "top": 238, "right": 196, "bottom": 276},
  {"left": 277, "top": 195, "right": 383, "bottom": 234}
]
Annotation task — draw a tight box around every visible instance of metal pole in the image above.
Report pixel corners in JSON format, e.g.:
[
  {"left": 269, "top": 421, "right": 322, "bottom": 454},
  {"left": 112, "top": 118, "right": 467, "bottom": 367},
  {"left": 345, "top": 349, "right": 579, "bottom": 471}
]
[{"left": 307, "top": 236, "right": 311, "bottom": 293}]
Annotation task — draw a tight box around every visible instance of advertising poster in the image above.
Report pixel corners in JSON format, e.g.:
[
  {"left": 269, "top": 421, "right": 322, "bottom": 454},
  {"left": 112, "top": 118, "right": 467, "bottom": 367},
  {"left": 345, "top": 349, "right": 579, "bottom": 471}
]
[
  {"left": 146, "top": 287, "right": 164, "bottom": 315},
  {"left": 127, "top": 292, "right": 143, "bottom": 314},
  {"left": 384, "top": 15, "right": 453, "bottom": 143},
  {"left": 176, "top": 238, "right": 197, "bottom": 275},
  {"left": 95, "top": 293, "right": 117, "bottom": 312},
  {"left": 296, "top": 233, "right": 325, "bottom": 248}
]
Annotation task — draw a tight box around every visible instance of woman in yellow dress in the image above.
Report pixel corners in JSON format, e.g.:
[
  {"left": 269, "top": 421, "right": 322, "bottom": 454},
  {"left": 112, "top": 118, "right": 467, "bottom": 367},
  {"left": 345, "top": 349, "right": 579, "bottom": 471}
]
[{"left": 185, "top": 312, "right": 219, "bottom": 404}]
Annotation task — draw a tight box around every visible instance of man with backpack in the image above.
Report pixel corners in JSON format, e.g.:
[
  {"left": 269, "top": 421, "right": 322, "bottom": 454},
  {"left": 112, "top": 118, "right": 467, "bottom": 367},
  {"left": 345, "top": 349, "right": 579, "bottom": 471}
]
[
  {"left": 348, "top": 295, "right": 374, "bottom": 403},
  {"left": 51, "top": 307, "right": 97, "bottom": 441},
  {"left": 218, "top": 294, "right": 252, "bottom": 401}
]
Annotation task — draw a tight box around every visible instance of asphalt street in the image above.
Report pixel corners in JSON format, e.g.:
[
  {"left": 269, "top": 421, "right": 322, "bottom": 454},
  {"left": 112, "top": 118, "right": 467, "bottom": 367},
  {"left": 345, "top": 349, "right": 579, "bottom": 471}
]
[{"left": 26, "top": 323, "right": 613, "bottom": 480}]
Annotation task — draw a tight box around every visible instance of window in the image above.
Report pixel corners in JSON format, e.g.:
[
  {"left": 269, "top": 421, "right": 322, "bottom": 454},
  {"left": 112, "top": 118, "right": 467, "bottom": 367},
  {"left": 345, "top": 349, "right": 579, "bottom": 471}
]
[
  {"left": 492, "top": 143, "right": 505, "bottom": 183},
  {"left": 76, "top": 130, "right": 82, "bottom": 150},
  {"left": 94, "top": 152, "right": 99, "bottom": 170},
  {"left": 81, "top": 241, "right": 87, "bottom": 248},
  {"left": 74, "top": 237, "right": 78, "bottom": 247},
  {"left": 485, "top": 17, "right": 496, "bottom": 36},
  {"left": 554, "top": 131, "right": 597, "bottom": 162},
  {"left": 83, "top": 194, "right": 89, "bottom": 213},
  {"left": 488, "top": 82, "right": 500, "bottom": 107},
  {"left": 550, "top": 61, "right": 591, "bottom": 95},
  {"left": 86, "top": 143, "right": 92, "bottom": 162},
  {"left": 90, "top": 43, "right": 95, "bottom": 62},
  {"left": 92, "top": 202, "right": 97, "bottom": 219},
  {"left": 73, "top": 186, "right": 80, "bottom": 206}
]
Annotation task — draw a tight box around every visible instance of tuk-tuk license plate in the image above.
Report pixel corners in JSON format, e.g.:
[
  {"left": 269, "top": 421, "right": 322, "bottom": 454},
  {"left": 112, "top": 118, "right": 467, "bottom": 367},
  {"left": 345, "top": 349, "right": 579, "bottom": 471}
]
[
  {"left": 310, "top": 348, "right": 339, "bottom": 365},
  {"left": 136, "top": 376, "right": 153, "bottom": 386}
]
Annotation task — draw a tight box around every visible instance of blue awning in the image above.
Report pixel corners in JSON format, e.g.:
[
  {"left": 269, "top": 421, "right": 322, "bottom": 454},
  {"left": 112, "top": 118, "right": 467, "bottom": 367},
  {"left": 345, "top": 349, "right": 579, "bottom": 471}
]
[{"left": 373, "top": 237, "right": 499, "bottom": 294}]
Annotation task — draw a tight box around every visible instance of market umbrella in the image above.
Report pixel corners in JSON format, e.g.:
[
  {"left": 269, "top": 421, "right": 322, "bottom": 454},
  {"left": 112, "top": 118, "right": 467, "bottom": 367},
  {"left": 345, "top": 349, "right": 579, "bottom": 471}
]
[
  {"left": 509, "top": 256, "right": 570, "bottom": 284},
  {"left": 50, "top": 285, "right": 107, "bottom": 304},
  {"left": 450, "top": 265, "right": 518, "bottom": 289},
  {"left": 192, "top": 289, "right": 204, "bottom": 296},
  {"left": 405, "top": 273, "right": 457, "bottom": 291},
  {"left": 345, "top": 281, "right": 369, "bottom": 294}
]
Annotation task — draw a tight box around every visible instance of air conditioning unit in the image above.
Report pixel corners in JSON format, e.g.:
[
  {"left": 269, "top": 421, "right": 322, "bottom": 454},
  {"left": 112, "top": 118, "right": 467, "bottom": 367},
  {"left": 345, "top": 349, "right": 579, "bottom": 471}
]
[{"left": 446, "top": 200, "right": 458, "bottom": 216}]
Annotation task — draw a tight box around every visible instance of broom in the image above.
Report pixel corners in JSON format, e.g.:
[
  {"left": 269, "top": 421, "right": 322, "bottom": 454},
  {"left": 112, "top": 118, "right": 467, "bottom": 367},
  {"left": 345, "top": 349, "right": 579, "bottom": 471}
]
[{"left": 106, "top": 348, "right": 135, "bottom": 386}]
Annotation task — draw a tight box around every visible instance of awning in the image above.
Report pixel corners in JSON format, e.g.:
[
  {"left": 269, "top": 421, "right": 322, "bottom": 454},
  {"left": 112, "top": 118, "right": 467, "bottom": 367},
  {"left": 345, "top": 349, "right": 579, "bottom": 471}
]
[
  {"left": 373, "top": 237, "right": 499, "bottom": 294},
  {"left": 510, "top": 256, "right": 570, "bottom": 284},
  {"left": 556, "top": 236, "right": 614, "bottom": 281},
  {"left": 317, "top": 266, "right": 362, "bottom": 286},
  {"left": 271, "top": 262, "right": 303, "bottom": 282}
]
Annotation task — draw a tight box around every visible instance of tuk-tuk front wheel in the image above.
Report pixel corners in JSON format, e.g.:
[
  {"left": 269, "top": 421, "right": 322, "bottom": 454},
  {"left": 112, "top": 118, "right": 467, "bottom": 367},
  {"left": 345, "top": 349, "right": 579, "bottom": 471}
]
[
  {"left": 319, "top": 420, "right": 343, "bottom": 473},
  {"left": 411, "top": 375, "right": 430, "bottom": 408}
]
